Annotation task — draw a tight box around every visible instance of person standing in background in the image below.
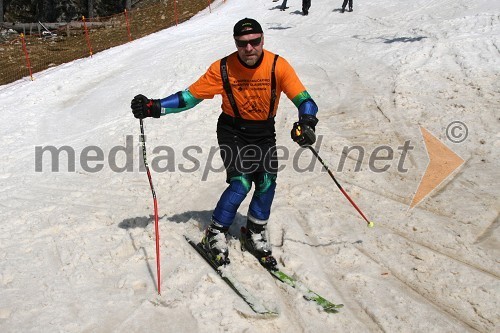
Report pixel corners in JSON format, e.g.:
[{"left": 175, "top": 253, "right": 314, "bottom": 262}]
[
  {"left": 341, "top": 0, "right": 353, "bottom": 13},
  {"left": 302, "top": 0, "right": 311, "bottom": 15},
  {"left": 279, "top": 0, "right": 310, "bottom": 15},
  {"left": 280, "top": 0, "right": 288, "bottom": 11}
]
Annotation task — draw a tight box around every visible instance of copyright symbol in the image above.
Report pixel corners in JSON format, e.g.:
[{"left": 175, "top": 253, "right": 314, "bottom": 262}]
[{"left": 446, "top": 121, "right": 468, "bottom": 143}]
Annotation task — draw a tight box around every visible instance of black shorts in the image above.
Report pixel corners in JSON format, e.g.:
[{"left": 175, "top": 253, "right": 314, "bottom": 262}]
[{"left": 216, "top": 113, "right": 278, "bottom": 182}]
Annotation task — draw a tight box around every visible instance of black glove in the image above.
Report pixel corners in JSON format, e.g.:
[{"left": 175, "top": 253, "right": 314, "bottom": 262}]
[
  {"left": 131, "top": 94, "right": 161, "bottom": 119},
  {"left": 291, "top": 114, "right": 318, "bottom": 147}
]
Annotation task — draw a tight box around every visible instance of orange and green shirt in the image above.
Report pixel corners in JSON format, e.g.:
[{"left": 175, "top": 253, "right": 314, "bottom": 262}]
[{"left": 189, "top": 50, "right": 307, "bottom": 121}]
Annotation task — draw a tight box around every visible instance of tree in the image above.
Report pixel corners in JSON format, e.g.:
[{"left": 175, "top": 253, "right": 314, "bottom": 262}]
[{"left": 0, "top": 0, "right": 4, "bottom": 23}]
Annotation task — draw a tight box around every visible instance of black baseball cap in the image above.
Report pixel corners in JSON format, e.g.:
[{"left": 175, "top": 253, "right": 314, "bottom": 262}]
[{"left": 233, "top": 18, "right": 263, "bottom": 37}]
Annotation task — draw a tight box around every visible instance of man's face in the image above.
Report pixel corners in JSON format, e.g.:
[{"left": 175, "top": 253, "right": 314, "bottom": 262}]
[{"left": 234, "top": 33, "right": 264, "bottom": 66}]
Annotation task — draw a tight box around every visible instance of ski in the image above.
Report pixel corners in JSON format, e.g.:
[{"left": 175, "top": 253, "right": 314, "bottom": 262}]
[
  {"left": 184, "top": 236, "right": 278, "bottom": 317},
  {"left": 240, "top": 228, "right": 343, "bottom": 313},
  {"left": 266, "top": 267, "right": 344, "bottom": 313}
]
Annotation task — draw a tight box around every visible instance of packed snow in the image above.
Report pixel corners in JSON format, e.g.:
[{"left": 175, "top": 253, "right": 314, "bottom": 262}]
[{"left": 0, "top": 0, "right": 498, "bottom": 332}]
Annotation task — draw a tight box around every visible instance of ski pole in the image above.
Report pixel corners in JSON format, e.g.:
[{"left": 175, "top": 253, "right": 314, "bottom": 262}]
[
  {"left": 308, "top": 146, "right": 374, "bottom": 228},
  {"left": 139, "top": 119, "right": 161, "bottom": 295}
]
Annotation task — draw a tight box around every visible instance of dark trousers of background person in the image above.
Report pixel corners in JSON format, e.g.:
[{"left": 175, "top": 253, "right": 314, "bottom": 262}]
[
  {"left": 302, "top": 0, "right": 311, "bottom": 15},
  {"left": 280, "top": 0, "right": 287, "bottom": 10},
  {"left": 342, "top": 0, "right": 353, "bottom": 11}
]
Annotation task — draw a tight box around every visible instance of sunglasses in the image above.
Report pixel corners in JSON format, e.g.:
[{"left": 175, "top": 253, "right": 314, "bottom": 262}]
[{"left": 235, "top": 37, "right": 262, "bottom": 48}]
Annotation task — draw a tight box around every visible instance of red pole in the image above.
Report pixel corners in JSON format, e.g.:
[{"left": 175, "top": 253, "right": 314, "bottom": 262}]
[
  {"left": 124, "top": 9, "right": 133, "bottom": 42},
  {"left": 140, "top": 119, "right": 161, "bottom": 295},
  {"left": 20, "top": 34, "right": 34, "bottom": 81},
  {"left": 82, "top": 16, "right": 93, "bottom": 57},
  {"left": 150, "top": 172, "right": 161, "bottom": 295},
  {"left": 145, "top": 166, "right": 161, "bottom": 295},
  {"left": 308, "top": 146, "right": 374, "bottom": 228},
  {"left": 207, "top": 0, "right": 211, "bottom": 13},
  {"left": 174, "top": 0, "right": 178, "bottom": 25}
]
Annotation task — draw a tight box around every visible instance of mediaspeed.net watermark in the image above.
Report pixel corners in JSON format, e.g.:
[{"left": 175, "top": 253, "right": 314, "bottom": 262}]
[{"left": 34, "top": 135, "right": 415, "bottom": 180}]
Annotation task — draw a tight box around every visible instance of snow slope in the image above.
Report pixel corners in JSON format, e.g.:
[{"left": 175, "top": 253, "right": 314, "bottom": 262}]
[{"left": 0, "top": 0, "right": 498, "bottom": 332}]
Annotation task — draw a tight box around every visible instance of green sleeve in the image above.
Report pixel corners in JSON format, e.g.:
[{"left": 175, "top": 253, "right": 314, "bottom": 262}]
[{"left": 291, "top": 91, "right": 313, "bottom": 108}]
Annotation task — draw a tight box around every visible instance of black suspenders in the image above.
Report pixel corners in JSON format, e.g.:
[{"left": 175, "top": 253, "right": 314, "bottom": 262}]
[
  {"left": 268, "top": 54, "right": 279, "bottom": 119},
  {"left": 220, "top": 56, "right": 241, "bottom": 118},
  {"left": 220, "top": 54, "right": 279, "bottom": 119}
]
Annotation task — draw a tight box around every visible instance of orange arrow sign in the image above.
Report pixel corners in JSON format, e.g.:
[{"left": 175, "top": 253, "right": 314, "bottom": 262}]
[{"left": 410, "top": 127, "right": 465, "bottom": 208}]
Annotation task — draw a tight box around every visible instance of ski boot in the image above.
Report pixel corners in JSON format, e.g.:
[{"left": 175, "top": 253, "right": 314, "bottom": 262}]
[
  {"left": 340, "top": 8, "right": 345, "bottom": 13},
  {"left": 348, "top": 7, "right": 353, "bottom": 12},
  {"left": 201, "top": 220, "right": 230, "bottom": 266},
  {"left": 241, "top": 216, "right": 277, "bottom": 270}
]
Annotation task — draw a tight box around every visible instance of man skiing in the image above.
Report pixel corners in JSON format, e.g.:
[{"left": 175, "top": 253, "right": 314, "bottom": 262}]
[{"left": 131, "top": 18, "right": 318, "bottom": 268}]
